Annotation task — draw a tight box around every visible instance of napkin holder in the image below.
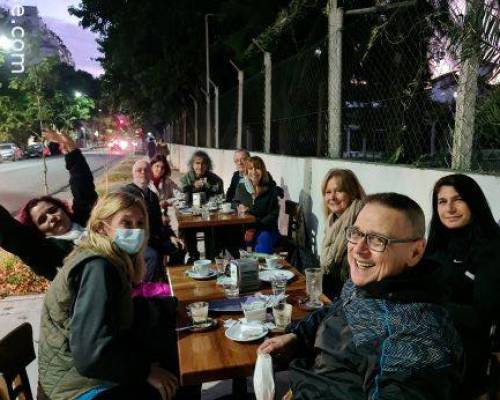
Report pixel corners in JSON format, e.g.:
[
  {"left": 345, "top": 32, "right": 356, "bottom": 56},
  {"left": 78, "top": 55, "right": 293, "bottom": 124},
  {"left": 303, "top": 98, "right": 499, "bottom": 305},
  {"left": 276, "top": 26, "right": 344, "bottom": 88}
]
[
  {"left": 192, "top": 192, "right": 206, "bottom": 208},
  {"left": 229, "top": 259, "right": 260, "bottom": 293}
]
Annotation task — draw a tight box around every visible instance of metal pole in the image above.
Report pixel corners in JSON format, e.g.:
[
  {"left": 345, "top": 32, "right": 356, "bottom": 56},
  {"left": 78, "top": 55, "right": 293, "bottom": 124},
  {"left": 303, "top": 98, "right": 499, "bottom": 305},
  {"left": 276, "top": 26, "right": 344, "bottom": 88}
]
[
  {"left": 210, "top": 80, "right": 219, "bottom": 148},
  {"left": 189, "top": 94, "right": 198, "bottom": 147},
  {"left": 328, "top": 0, "right": 343, "bottom": 158},
  {"left": 253, "top": 39, "right": 272, "bottom": 153},
  {"left": 205, "top": 14, "right": 214, "bottom": 148},
  {"left": 230, "top": 60, "right": 244, "bottom": 148},
  {"left": 263, "top": 51, "right": 272, "bottom": 153}
]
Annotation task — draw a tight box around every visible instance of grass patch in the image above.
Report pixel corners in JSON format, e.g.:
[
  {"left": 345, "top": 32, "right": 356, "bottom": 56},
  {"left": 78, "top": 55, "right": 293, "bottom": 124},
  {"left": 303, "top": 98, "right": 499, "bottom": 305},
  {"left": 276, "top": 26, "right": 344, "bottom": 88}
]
[{"left": 0, "top": 249, "right": 49, "bottom": 298}]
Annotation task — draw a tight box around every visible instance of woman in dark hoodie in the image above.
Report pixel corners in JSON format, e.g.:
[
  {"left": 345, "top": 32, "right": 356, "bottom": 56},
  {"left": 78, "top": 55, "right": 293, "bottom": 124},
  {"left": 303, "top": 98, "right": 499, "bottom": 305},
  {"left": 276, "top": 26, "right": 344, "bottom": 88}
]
[
  {"left": 237, "top": 156, "right": 280, "bottom": 254},
  {"left": 426, "top": 173, "right": 500, "bottom": 399},
  {"left": 0, "top": 131, "right": 97, "bottom": 280}
]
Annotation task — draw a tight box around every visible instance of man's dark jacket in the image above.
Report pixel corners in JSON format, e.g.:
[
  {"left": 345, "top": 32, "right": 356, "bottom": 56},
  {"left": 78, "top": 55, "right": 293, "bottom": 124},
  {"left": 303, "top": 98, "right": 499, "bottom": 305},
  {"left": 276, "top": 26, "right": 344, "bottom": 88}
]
[
  {"left": 286, "top": 259, "right": 463, "bottom": 400},
  {"left": 225, "top": 171, "right": 241, "bottom": 203}
]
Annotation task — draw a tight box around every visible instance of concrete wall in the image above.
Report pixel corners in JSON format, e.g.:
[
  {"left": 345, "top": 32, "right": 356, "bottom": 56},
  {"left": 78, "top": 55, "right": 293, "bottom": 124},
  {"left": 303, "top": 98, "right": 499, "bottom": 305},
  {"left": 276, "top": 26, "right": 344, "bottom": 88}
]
[{"left": 169, "top": 144, "right": 500, "bottom": 253}]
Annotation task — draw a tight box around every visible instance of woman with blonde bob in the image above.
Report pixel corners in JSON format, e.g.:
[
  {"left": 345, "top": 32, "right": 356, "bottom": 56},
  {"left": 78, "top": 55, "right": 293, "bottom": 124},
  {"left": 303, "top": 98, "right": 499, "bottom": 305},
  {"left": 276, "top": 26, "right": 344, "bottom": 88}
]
[
  {"left": 38, "top": 191, "right": 179, "bottom": 400},
  {"left": 320, "top": 169, "right": 365, "bottom": 299}
]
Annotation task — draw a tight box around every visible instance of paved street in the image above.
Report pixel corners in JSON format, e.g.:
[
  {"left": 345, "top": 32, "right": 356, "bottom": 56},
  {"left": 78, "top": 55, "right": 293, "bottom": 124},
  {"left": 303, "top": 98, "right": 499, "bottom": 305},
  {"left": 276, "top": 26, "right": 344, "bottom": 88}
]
[{"left": 0, "top": 150, "right": 124, "bottom": 213}]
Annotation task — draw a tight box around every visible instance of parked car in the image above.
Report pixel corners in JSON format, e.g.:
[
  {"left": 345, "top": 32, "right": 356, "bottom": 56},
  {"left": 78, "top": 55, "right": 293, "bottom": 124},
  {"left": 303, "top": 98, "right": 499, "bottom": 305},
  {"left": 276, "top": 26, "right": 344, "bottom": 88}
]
[
  {"left": 25, "top": 143, "right": 45, "bottom": 158},
  {"left": 0, "top": 142, "right": 23, "bottom": 161}
]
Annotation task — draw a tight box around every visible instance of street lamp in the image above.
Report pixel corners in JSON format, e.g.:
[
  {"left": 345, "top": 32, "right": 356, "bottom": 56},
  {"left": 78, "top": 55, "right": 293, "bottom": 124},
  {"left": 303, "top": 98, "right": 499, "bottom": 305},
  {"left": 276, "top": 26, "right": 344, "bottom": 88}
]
[
  {"left": 205, "top": 13, "right": 215, "bottom": 147},
  {"left": 74, "top": 91, "right": 83, "bottom": 98}
]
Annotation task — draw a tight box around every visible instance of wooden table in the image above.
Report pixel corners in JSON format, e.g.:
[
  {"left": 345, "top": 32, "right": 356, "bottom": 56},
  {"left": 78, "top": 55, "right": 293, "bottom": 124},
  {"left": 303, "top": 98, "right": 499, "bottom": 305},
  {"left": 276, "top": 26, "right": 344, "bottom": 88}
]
[
  {"left": 167, "top": 264, "right": 327, "bottom": 389},
  {"left": 175, "top": 210, "right": 256, "bottom": 259}
]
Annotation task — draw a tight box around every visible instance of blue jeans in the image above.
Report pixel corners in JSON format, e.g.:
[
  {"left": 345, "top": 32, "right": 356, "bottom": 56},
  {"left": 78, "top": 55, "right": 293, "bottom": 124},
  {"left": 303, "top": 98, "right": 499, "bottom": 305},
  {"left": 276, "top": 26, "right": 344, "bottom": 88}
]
[{"left": 252, "top": 229, "right": 280, "bottom": 254}]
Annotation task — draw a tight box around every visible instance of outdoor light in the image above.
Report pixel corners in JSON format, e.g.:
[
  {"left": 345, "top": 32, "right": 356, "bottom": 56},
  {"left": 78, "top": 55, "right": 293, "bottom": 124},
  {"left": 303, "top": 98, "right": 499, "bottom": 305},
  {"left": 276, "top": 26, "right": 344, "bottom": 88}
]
[
  {"left": 314, "top": 48, "right": 322, "bottom": 57},
  {"left": 0, "top": 35, "right": 12, "bottom": 52},
  {"left": 74, "top": 91, "right": 83, "bottom": 98}
]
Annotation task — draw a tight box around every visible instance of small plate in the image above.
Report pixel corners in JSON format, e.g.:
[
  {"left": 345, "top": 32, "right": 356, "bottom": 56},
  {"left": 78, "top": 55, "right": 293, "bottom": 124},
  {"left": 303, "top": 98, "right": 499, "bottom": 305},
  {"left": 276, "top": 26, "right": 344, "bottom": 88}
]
[
  {"left": 225, "top": 322, "right": 268, "bottom": 342},
  {"left": 219, "top": 209, "right": 234, "bottom": 214},
  {"left": 259, "top": 269, "right": 295, "bottom": 283},
  {"left": 186, "top": 269, "right": 217, "bottom": 280}
]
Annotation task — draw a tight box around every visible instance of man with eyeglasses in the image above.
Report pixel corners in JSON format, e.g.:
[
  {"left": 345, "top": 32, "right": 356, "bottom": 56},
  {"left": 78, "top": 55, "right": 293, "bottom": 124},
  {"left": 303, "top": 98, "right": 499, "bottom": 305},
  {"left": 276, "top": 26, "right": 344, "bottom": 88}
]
[{"left": 259, "top": 193, "right": 463, "bottom": 400}]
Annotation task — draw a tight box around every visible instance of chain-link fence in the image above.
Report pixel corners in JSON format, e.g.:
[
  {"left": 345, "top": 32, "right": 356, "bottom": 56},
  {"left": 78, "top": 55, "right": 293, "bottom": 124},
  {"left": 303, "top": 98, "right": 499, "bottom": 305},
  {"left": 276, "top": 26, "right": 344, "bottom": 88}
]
[{"left": 172, "top": 3, "right": 499, "bottom": 173}]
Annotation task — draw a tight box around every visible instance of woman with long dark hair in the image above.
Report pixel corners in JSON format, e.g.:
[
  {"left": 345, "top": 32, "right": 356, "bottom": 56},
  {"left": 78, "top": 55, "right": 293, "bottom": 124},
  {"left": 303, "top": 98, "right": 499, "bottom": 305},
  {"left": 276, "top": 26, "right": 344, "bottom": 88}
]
[
  {"left": 0, "top": 131, "right": 97, "bottom": 280},
  {"left": 426, "top": 173, "right": 500, "bottom": 399}
]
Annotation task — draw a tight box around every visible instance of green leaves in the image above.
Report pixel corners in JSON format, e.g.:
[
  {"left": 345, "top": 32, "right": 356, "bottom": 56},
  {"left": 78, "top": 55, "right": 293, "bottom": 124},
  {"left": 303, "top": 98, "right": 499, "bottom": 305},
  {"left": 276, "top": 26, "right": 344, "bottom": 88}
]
[{"left": 0, "top": 58, "right": 97, "bottom": 144}]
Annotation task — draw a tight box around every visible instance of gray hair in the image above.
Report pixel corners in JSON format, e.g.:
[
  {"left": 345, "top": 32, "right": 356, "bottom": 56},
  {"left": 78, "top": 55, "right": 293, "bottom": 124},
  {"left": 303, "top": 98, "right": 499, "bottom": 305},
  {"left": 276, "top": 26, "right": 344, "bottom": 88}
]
[{"left": 188, "top": 150, "right": 213, "bottom": 172}]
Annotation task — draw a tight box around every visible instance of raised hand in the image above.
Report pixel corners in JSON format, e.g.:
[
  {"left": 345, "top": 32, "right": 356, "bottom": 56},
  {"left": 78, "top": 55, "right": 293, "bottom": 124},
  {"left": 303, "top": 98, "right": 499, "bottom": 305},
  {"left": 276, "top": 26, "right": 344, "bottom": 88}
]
[{"left": 42, "top": 131, "right": 76, "bottom": 154}]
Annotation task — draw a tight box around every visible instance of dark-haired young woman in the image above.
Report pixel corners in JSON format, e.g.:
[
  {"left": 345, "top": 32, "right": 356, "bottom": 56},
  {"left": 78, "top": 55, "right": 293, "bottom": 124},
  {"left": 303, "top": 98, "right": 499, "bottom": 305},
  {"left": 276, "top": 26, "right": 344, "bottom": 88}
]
[
  {"left": 426, "top": 173, "right": 500, "bottom": 399},
  {"left": 0, "top": 132, "right": 97, "bottom": 280}
]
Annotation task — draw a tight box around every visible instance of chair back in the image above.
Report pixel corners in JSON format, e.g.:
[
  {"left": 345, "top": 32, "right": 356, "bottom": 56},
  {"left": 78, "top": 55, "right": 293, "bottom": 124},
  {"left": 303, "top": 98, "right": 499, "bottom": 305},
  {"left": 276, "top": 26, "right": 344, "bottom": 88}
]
[
  {"left": 0, "top": 323, "right": 35, "bottom": 400},
  {"left": 285, "top": 200, "right": 299, "bottom": 240}
]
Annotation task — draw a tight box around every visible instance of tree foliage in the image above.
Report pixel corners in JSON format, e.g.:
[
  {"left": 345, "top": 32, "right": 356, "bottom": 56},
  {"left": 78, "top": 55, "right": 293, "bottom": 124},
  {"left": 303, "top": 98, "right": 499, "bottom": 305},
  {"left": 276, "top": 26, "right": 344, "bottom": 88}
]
[{"left": 0, "top": 58, "right": 97, "bottom": 144}]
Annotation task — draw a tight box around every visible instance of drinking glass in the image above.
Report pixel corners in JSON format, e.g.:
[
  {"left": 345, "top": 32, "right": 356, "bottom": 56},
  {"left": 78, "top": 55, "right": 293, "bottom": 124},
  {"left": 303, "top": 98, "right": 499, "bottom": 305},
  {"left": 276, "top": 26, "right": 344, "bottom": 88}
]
[
  {"left": 188, "top": 301, "right": 209, "bottom": 325},
  {"left": 305, "top": 268, "right": 323, "bottom": 309},
  {"left": 273, "top": 303, "right": 292, "bottom": 329},
  {"left": 201, "top": 205, "right": 210, "bottom": 220},
  {"left": 214, "top": 258, "right": 225, "bottom": 276},
  {"left": 271, "top": 276, "right": 287, "bottom": 297},
  {"left": 223, "top": 282, "right": 239, "bottom": 298}
]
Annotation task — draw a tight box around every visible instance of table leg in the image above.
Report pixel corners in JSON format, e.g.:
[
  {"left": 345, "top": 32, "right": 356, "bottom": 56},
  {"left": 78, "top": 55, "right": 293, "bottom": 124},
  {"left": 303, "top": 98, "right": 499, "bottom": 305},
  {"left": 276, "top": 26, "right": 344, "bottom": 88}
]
[
  {"left": 232, "top": 377, "right": 249, "bottom": 399},
  {"left": 204, "top": 226, "right": 217, "bottom": 260}
]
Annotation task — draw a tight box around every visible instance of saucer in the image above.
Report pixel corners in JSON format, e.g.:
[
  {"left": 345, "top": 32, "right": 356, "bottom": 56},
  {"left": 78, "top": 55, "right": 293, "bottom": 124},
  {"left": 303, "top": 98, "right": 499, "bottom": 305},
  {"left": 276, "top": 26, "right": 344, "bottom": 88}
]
[
  {"left": 259, "top": 270, "right": 294, "bottom": 282},
  {"left": 225, "top": 322, "right": 268, "bottom": 342},
  {"left": 219, "top": 208, "right": 234, "bottom": 214},
  {"left": 186, "top": 269, "right": 217, "bottom": 280}
]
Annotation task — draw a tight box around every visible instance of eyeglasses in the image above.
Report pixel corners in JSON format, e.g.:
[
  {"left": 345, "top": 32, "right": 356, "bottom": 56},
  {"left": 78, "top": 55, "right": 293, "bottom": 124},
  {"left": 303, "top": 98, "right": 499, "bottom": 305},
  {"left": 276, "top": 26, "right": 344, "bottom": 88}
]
[{"left": 345, "top": 226, "right": 421, "bottom": 252}]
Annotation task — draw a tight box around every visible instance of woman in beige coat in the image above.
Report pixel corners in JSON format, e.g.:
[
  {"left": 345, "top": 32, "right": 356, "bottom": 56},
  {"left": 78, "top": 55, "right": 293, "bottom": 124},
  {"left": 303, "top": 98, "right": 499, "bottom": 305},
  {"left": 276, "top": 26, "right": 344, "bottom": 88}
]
[{"left": 320, "top": 169, "right": 365, "bottom": 299}]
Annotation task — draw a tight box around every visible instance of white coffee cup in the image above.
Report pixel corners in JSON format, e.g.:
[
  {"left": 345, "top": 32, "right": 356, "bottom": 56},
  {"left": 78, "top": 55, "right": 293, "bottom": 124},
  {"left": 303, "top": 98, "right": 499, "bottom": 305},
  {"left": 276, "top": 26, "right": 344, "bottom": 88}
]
[
  {"left": 222, "top": 202, "right": 232, "bottom": 212},
  {"left": 193, "top": 259, "right": 211, "bottom": 276}
]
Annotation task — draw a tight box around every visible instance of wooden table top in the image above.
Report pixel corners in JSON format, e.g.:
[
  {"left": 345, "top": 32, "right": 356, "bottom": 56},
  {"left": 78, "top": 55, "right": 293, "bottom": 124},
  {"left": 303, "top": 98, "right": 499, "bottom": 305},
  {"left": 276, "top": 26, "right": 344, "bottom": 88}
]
[
  {"left": 167, "top": 263, "right": 329, "bottom": 386},
  {"left": 176, "top": 210, "right": 255, "bottom": 230},
  {"left": 168, "top": 263, "right": 306, "bottom": 303}
]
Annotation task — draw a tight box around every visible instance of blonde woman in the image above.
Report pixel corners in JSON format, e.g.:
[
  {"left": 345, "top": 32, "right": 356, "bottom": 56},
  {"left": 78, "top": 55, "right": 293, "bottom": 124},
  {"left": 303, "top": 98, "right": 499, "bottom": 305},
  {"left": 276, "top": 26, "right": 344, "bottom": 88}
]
[
  {"left": 320, "top": 169, "right": 365, "bottom": 299},
  {"left": 38, "top": 192, "right": 178, "bottom": 400}
]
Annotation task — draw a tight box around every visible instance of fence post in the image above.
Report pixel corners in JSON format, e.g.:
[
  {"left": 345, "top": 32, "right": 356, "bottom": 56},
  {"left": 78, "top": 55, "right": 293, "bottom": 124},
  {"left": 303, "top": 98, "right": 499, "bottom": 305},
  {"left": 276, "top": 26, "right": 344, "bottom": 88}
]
[
  {"left": 263, "top": 51, "right": 272, "bottom": 153},
  {"left": 328, "top": 0, "right": 343, "bottom": 158},
  {"left": 230, "top": 60, "right": 244, "bottom": 149},
  {"left": 452, "top": 53, "right": 479, "bottom": 170},
  {"left": 189, "top": 94, "right": 198, "bottom": 147},
  {"left": 210, "top": 79, "right": 220, "bottom": 148}
]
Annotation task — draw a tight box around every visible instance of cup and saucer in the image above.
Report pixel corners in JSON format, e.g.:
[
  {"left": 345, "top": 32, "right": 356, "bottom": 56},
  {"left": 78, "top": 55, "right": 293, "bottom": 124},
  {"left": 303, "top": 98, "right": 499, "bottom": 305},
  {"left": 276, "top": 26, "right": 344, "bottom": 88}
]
[
  {"left": 219, "top": 202, "right": 233, "bottom": 214},
  {"left": 186, "top": 259, "right": 217, "bottom": 280}
]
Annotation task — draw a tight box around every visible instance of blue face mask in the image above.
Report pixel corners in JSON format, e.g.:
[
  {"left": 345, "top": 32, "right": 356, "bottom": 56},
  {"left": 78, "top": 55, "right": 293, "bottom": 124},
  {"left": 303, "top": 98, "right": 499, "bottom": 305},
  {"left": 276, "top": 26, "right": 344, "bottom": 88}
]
[{"left": 113, "top": 228, "right": 145, "bottom": 254}]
